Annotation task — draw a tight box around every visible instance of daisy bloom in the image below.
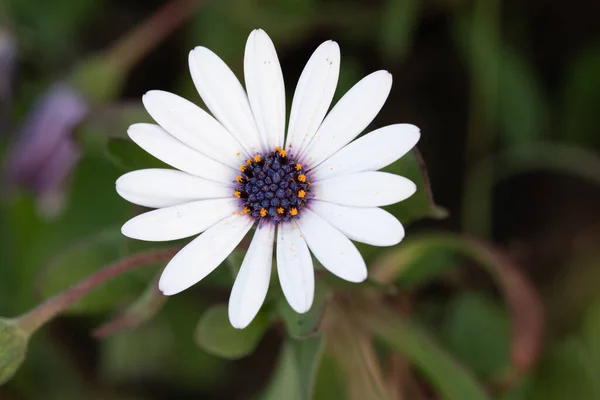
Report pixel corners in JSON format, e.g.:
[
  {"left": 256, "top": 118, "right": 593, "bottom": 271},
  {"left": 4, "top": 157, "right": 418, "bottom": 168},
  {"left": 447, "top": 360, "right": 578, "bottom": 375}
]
[{"left": 116, "top": 29, "right": 420, "bottom": 329}]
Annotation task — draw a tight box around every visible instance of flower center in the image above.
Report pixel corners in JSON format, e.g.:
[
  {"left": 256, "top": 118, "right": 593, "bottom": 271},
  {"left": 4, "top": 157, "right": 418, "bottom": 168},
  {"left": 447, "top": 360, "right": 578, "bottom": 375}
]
[{"left": 234, "top": 147, "right": 311, "bottom": 223}]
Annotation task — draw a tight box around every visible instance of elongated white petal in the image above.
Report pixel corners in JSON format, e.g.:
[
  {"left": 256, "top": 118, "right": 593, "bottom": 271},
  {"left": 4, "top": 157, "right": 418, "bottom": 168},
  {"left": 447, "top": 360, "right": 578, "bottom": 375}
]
[
  {"left": 296, "top": 209, "right": 367, "bottom": 283},
  {"left": 121, "top": 198, "right": 238, "bottom": 242},
  {"left": 302, "top": 70, "right": 392, "bottom": 166},
  {"left": 189, "top": 46, "right": 263, "bottom": 154},
  {"left": 159, "top": 214, "right": 254, "bottom": 295},
  {"left": 229, "top": 224, "right": 275, "bottom": 329},
  {"left": 116, "top": 169, "right": 232, "bottom": 208},
  {"left": 276, "top": 221, "right": 314, "bottom": 313},
  {"left": 309, "top": 200, "right": 404, "bottom": 246},
  {"left": 312, "top": 171, "right": 416, "bottom": 207},
  {"left": 311, "top": 124, "right": 420, "bottom": 180},
  {"left": 128, "top": 123, "right": 236, "bottom": 183},
  {"left": 244, "top": 29, "right": 285, "bottom": 150},
  {"left": 285, "top": 40, "right": 340, "bottom": 155},
  {"left": 142, "top": 91, "right": 245, "bottom": 168}
]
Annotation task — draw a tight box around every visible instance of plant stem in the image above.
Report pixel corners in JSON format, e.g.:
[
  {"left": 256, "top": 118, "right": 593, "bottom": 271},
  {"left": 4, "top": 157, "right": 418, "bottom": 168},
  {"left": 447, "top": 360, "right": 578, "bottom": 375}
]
[
  {"left": 16, "top": 248, "right": 179, "bottom": 334},
  {"left": 106, "top": 0, "right": 203, "bottom": 72}
]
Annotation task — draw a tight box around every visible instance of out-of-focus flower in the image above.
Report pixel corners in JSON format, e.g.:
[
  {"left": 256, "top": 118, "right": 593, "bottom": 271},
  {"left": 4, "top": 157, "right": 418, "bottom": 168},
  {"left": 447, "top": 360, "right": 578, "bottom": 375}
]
[
  {"left": 4, "top": 83, "right": 88, "bottom": 217},
  {"left": 116, "top": 29, "right": 420, "bottom": 329}
]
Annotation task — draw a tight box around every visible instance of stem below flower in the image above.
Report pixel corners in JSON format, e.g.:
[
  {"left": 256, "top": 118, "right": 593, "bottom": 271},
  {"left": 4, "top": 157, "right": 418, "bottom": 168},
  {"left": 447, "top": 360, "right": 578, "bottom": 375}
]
[{"left": 16, "top": 247, "right": 179, "bottom": 334}]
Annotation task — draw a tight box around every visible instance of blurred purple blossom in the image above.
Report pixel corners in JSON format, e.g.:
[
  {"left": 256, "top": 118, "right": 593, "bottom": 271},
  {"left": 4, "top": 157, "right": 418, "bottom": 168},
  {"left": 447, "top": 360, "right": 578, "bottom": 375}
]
[{"left": 4, "top": 83, "right": 89, "bottom": 216}]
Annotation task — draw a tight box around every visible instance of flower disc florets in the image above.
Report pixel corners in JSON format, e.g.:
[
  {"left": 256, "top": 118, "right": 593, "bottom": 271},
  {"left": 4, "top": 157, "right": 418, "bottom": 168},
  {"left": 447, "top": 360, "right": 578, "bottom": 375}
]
[{"left": 234, "top": 147, "right": 310, "bottom": 223}]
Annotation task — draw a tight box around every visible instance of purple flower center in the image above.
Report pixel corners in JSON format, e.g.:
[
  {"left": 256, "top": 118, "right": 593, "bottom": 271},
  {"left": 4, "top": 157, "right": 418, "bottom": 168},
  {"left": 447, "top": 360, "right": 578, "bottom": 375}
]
[{"left": 234, "top": 147, "right": 311, "bottom": 223}]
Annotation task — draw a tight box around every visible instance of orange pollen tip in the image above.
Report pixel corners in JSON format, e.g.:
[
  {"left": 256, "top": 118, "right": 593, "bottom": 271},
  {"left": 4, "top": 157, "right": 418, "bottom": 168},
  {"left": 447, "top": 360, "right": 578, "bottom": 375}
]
[
  {"left": 260, "top": 208, "right": 267, "bottom": 217},
  {"left": 274, "top": 146, "right": 281, "bottom": 151},
  {"left": 239, "top": 165, "right": 246, "bottom": 172},
  {"left": 234, "top": 191, "right": 241, "bottom": 198},
  {"left": 295, "top": 163, "right": 302, "bottom": 171},
  {"left": 235, "top": 176, "right": 243, "bottom": 182},
  {"left": 298, "top": 190, "right": 306, "bottom": 199},
  {"left": 278, "top": 149, "right": 287, "bottom": 157},
  {"left": 290, "top": 208, "right": 298, "bottom": 216},
  {"left": 277, "top": 207, "right": 284, "bottom": 214},
  {"left": 253, "top": 154, "right": 261, "bottom": 162},
  {"left": 297, "top": 174, "right": 307, "bottom": 182},
  {"left": 243, "top": 206, "right": 251, "bottom": 214},
  {"left": 246, "top": 159, "right": 252, "bottom": 165}
]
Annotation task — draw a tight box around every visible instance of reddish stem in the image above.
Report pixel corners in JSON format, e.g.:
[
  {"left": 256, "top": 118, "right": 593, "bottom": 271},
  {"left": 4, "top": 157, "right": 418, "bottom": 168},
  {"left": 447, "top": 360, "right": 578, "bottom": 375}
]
[
  {"left": 17, "top": 248, "right": 179, "bottom": 334},
  {"left": 106, "top": 0, "right": 203, "bottom": 71}
]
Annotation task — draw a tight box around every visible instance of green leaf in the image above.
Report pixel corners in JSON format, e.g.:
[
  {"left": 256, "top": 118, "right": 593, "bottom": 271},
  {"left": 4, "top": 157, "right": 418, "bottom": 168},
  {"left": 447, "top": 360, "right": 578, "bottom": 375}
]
[
  {"left": 38, "top": 229, "right": 155, "bottom": 314},
  {"left": 0, "top": 318, "right": 29, "bottom": 386},
  {"left": 523, "top": 339, "right": 600, "bottom": 400},
  {"left": 263, "top": 337, "right": 324, "bottom": 400},
  {"left": 382, "top": 149, "right": 447, "bottom": 225},
  {"left": 363, "top": 309, "right": 491, "bottom": 400},
  {"left": 194, "top": 304, "right": 269, "bottom": 360},
  {"left": 441, "top": 292, "right": 510, "bottom": 379},
  {"left": 278, "top": 280, "right": 330, "bottom": 339},
  {"left": 378, "top": 0, "right": 420, "bottom": 60},
  {"left": 581, "top": 297, "right": 600, "bottom": 371},
  {"left": 105, "top": 137, "right": 169, "bottom": 171},
  {"left": 562, "top": 42, "right": 600, "bottom": 145}
]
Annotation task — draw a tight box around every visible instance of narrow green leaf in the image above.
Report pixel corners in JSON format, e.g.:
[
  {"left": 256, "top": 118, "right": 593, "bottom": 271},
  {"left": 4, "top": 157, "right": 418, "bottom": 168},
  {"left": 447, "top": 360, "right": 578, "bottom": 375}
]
[
  {"left": 364, "top": 309, "right": 491, "bottom": 400},
  {"left": 194, "top": 304, "right": 269, "bottom": 360},
  {"left": 378, "top": 0, "right": 420, "bottom": 60},
  {"left": 263, "top": 337, "right": 324, "bottom": 400}
]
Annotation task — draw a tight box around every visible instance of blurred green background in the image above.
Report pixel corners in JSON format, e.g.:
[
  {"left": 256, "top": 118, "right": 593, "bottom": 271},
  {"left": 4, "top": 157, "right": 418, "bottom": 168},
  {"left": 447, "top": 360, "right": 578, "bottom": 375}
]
[{"left": 1, "top": 0, "right": 600, "bottom": 399}]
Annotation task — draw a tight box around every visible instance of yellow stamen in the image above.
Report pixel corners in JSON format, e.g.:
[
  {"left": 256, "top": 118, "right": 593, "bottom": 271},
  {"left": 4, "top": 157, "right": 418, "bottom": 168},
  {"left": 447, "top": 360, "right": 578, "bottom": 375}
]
[
  {"left": 278, "top": 149, "right": 287, "bottom": 157},
  {"left": 246, "top": 159, "right": 252, "bottom": 166},
  {"left": 297, "top": 174, "right": 307, "bottom": 182},
  {"left": 277, "top": 207, "right": 284, "bottom": 214},
  {"left": 290, "top": 207, "right": 298, "bottom": 216},
  {"left": 253, "top": 154, "right": 262, "bottom": 162},
  {"left": 234, "top": 191, "right": 241, "bottom": 198},
  {"left": 260, "top": 208, "right": 267, "bottom": 217},
  {"left": 295, "top": 163, "right": 302, "bottom": 171},
  {"left": 243, "top": 206, "right": 251, "bottom": 214},
  {"left": 298, "top": 189, "right": 306, "bottom": 199},
  {"left": 274, "top": 146, "right": 281, "bottom": 152},
  {"left": 240, "top": 165, "right": 246, "bottom": 172},
  {"left": 235, "top": 176, "right": 243, "bottom": 183}
]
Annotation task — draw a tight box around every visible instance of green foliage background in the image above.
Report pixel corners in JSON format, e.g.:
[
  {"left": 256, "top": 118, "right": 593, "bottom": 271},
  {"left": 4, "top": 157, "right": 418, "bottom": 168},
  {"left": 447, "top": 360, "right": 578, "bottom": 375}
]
[{"left": 1, "top": 0, "right": 600, "bottom": 398}]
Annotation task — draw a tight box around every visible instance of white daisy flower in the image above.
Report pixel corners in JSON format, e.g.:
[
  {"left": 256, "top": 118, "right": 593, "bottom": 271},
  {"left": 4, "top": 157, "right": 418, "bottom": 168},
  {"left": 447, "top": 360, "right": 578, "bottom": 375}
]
[{"left": 116, "top": 29, "right": 420, "bottom": 329}]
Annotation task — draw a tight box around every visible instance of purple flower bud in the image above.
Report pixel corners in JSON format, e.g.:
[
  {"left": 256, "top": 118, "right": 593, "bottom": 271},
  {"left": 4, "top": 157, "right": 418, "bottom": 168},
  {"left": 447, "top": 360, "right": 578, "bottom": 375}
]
[{"left": 4, "top": 83, "right": 89, "bottom": 216}]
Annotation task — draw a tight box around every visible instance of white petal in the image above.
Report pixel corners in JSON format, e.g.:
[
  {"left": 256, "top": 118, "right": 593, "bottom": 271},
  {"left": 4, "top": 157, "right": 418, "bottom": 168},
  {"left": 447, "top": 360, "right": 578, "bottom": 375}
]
[
  {"left": 159, "top": 214, "right": 254, "bottom": 295},
  {"left": 311, "top": 124, "right": 420, "bottom": 180},
  {"left": 276, "top": 221, "right": 314, "bottom": 313},
  {"left": 229, "top": 224, "right": 275, "bottom": 329},
  {"left": 189, "top": 46, "right": 263, "bottom": 154},
  {"left": 116, "top": 169, "right": 232, "bottom": 208},
  {"left": 128, "top": 123, "right": 236, "bottom": 183},
  {"left": 309, "top": 200, "right": 404, "bottom": 246},
  {"left": 142, "top": 91, "right": 245, "bottom": 168},
  {"left": 312, "top": 171, "right": 416, "bottom": 207},
  {"left": 301, "top": 70, "right": 392, "bottom": 166},
  {"left": 244, "top": 29, "right": 285, "bottom": 150},
  {"left": 296, "top": 209, "right": 367, "bottom": 283},
  {"left": 285, "top": 40, "right": 340, "bottom": 155},
  {"left": 121, "top": 198, "right": 239, "bottom": 242}
]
